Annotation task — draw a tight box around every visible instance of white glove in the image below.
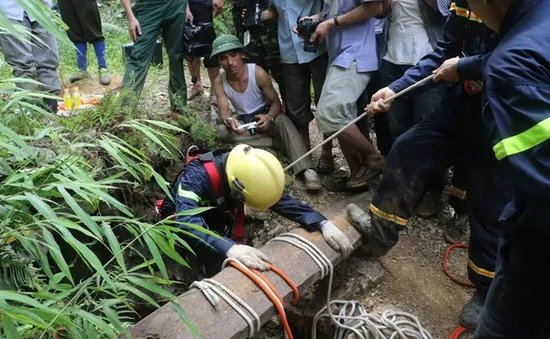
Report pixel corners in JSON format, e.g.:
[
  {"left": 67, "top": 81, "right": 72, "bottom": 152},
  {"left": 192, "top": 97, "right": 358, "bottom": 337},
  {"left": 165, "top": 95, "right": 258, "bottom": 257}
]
[
  {"left": 226, "top": 245, "right": 271, "bottom": 271},
  {"left": 320, "top": 221, "right": 353, "bottom": 258}
]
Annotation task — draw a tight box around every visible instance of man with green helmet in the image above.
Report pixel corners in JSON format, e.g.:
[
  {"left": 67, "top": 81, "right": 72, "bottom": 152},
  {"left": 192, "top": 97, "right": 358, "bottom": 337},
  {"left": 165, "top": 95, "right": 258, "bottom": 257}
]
[{"left": 210, "top": 34, "right": 322, "bottom": 192}]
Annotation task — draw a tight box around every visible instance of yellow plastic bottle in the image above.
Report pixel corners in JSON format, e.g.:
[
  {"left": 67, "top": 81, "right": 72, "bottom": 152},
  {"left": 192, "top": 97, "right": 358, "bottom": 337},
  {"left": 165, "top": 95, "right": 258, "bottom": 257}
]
[
  {"left": 63, "top": 89, "right": 73, "bottom": 111},
  {"left": 72, "top": 87, "right": 82, "bottom": 109}
]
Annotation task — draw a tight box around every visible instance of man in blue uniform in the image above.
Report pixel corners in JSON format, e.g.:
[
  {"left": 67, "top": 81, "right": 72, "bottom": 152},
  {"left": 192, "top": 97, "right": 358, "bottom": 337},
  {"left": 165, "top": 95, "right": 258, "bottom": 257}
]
[
  {"left": 163, "top": 144, "right": 353, "bottom": 276},
  {"left": 345, "top": 0, "right": 515, "bottom": 329},
  {"left": 463, "top": 0, "right": 550, "bottom": 337}
]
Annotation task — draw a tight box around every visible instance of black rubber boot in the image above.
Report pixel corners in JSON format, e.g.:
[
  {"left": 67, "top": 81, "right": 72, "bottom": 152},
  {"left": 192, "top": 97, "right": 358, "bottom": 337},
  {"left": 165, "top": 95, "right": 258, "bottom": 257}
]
[{"left": 460, "top": 289, "right": 487, "bottom": 329}]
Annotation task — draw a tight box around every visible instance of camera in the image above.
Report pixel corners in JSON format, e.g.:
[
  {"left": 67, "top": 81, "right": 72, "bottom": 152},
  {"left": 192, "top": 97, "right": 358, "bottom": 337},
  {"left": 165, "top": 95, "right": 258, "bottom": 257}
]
[
  {"left": 296, "top": 17, "right": 321, "bottom": 53},
  {"left": 244, "top": 0, "right": 265, "bottom": 28},
  {"left": 239, "top": 113, "right": 260, "bottom": 135},
  {"left": 182, "top": 22, "right": 214, "bottom": 58}
]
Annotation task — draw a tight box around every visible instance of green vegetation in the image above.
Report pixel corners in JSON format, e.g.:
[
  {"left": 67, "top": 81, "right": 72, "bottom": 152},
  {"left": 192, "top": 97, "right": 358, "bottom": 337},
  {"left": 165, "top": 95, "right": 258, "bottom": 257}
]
[{"left": 0, "top": 1, "right": 241, "bottom": 338}]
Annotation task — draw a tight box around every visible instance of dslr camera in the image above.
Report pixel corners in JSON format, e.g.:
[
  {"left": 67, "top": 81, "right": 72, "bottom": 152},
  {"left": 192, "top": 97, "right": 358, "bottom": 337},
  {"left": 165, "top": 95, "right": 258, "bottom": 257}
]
[{"left": 296, "top": 17, "right": 321, "bottom": 53}]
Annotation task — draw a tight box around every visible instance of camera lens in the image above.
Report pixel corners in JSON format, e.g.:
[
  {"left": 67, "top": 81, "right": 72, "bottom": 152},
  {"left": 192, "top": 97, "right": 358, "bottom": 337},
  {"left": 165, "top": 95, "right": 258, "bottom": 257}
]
[{"left": 247, "top": 125, "right": 257, "bottom": 136}]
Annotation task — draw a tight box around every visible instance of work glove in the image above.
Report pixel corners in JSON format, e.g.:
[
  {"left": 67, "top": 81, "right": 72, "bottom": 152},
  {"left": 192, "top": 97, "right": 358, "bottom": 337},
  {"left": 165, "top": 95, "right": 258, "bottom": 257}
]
[
  {"left": 319, "top": 221, "right": 353, "bottom": 258},
  {"left": 346, "top": 203, "right": 398, "bottom": 258},
  {"left": 226, "top": 245, "right": 271, "bottom": 271}
]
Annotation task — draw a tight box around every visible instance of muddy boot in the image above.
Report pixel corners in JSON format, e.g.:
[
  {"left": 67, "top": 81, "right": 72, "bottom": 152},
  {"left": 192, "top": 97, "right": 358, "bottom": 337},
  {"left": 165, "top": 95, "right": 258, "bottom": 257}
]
[
  {"left": 69, "top": 70, "right": 90, "bottom": 83},
  {"left": 346, "top": 203, "right": 396, "bottom": 257},
  {"left": 460, "top": 290, "right": 486, "bottom": 329},
  {"left": 444, "top": 213, "right": 469, "bottom": 244},
  {"left": 416, "top": 191, "right": 441, "bottom": 218}
]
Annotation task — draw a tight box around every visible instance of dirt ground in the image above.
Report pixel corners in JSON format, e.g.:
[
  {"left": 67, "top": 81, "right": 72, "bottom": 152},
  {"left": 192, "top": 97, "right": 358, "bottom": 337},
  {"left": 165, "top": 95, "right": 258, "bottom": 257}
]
[{"left": 75, "top": 70, "right": 476, "bottom": 339}]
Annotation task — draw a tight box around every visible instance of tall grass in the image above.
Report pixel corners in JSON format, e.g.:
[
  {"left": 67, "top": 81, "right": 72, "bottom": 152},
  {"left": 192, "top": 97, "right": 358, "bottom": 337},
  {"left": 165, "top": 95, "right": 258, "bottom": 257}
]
[{"left": 0, "top": 1, "right": 211, "bottom": 338}]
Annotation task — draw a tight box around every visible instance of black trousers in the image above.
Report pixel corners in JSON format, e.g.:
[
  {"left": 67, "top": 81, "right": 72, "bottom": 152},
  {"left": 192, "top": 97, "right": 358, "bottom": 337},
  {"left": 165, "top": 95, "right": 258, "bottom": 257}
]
[
  {"left": 58, "top": 0, "right": 104, "bottom": 43},
  {"left": 370, "top": 87, "right": 515, "bottom": 292}
]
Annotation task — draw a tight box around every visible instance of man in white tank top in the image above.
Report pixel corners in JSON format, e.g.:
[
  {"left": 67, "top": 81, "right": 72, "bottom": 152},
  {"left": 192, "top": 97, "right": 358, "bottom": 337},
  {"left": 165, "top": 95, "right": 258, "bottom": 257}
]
[{"left": 211, "top": 34, "right": 322, "bottom": 192}]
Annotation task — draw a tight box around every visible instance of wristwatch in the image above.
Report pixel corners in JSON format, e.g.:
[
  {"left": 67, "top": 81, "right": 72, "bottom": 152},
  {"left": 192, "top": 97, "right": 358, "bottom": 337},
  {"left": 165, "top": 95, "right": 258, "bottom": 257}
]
[
  {"left": 333, "top": 16, "right": 340, "bottom": 27},
  {"left": 267, "top": 113, "right": 275, "bottom": 122}
]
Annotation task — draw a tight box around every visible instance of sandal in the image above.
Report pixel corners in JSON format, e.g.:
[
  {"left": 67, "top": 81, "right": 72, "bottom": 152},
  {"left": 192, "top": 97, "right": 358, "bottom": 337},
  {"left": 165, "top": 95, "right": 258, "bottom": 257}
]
[
  {"left": 346, "top": 165, "right": 371, "bottom": 189},
  {"left": 316, "top": 155, "right": 334, "bottom": 174}
]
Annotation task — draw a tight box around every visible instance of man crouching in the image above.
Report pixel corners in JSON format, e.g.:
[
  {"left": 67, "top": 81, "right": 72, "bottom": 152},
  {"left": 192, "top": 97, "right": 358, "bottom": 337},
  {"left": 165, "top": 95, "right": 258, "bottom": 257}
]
[{"left": 211, "top": 34, "right": 322, "bottom": 192}]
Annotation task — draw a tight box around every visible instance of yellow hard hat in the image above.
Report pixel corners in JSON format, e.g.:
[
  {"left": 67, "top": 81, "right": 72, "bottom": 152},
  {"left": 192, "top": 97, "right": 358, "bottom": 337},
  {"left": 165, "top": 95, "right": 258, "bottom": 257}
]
[{"left": 226, "top": 144, "right": 285, "bottom": 211}]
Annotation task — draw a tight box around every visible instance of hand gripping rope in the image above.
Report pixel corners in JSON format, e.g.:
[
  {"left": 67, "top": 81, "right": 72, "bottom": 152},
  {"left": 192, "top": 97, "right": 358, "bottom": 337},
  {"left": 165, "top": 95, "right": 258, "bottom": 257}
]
[
  {"left": 269, "top": 233, "right": 433, "bottom": 339},
  {"left": 191, "top": 259, "right": 299, "bottom": 338}
]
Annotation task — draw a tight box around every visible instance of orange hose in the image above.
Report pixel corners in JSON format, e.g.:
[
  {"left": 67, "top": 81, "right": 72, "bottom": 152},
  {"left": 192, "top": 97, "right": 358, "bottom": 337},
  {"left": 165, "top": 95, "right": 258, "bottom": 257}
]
[
  {"left": 442, "top": 243, "right": 475, "bottom": 288},
  {"left": 268, "top": 263, "right": 300, "bottom": 305},
  {"left": 449, "top": 324, "right": 469, "bottom": 339},
  {"left": 228, "top": 261, "right": 295, "bottom": 339},
  {"left": 251, "top": 268, "right": 285, "bottom": 305}
]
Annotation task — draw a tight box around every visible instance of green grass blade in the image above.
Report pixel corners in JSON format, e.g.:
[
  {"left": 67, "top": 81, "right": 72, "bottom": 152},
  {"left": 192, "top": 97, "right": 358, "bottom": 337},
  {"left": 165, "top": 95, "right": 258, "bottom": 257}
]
[{"left": 171, "top": 301, "right": 202, "bottom": 339}]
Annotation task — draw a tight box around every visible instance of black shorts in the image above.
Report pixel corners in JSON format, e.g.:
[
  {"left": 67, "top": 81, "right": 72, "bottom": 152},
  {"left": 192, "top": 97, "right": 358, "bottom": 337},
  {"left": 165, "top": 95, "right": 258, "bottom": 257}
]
[{"left": 188, "top": 0, "right": 219, "bottom": 67}]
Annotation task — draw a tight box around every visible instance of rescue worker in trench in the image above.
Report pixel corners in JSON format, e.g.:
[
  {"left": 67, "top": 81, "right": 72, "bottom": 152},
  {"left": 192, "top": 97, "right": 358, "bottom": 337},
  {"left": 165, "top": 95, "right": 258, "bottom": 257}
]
[
  {"left": 460, "top": 0, "right": 550, "bottom": 337},
  {"left": 345, "top": 0, "right": 515, "bottom": 330},
  {"left": 163, "top": 144, "right": 353, "bottom": 276}
]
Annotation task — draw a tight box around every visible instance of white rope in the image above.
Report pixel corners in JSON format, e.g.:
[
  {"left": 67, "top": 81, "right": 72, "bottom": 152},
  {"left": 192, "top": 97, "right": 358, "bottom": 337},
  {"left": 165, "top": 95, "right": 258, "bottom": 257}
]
[
  {"left": 270, "top": 233, "right": 433, "bottom": 339},
  {"left": 190, "top": 259, "right": 264, "bottom": 337},
  {"left": 283, "top": 74, "right": 435, "bottom": 172}
]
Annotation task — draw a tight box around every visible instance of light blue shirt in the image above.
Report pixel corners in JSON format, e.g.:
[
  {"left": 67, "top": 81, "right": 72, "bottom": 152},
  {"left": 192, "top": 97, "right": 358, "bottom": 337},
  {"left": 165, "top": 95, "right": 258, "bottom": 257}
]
[
  {"left": 271, "top": 0, "right": 326, "bottom": 64},
  {"left": 323, "top": 0, "right": 380, "bottom": 72},
  {"left": 0, "top": 0, "right": 52, "bottom": 22}
]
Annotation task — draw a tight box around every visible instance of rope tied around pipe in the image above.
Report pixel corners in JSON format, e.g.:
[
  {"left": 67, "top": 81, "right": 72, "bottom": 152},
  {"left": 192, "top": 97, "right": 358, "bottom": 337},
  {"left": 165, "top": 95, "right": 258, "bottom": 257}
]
[{"left": 192, "top": 231, "right": 433, "bottom": 339}]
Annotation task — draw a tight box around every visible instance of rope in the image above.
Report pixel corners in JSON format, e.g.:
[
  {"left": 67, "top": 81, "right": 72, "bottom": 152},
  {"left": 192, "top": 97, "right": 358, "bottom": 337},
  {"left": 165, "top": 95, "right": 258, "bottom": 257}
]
[
  {"left": 283, "top": 74, "right": 435, "bottom": 172},
  {"left": 191, "top": 258, "right": 299, "bottom": 339},
  {"left": 270, "top": 233, "right": 433, "bottom": 339},
  {"left": 442, "top": 243, "right": 475, "bottom": 288}
]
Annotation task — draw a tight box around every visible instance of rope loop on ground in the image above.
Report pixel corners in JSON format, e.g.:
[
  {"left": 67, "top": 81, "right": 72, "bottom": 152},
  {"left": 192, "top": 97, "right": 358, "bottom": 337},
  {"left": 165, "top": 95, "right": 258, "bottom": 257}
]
[{"left": 271, "top": 232, "right": 433, "bottom": 339}]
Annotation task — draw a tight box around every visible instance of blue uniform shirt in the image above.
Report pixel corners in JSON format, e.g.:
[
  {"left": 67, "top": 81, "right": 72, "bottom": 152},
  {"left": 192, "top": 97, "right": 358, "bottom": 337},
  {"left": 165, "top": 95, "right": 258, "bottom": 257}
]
[
  {"left": 482, "top": 0, "right": 550, "bottom": 201},
  {"left": 174, "top": 153, "right": 327, "bottom": 255}
]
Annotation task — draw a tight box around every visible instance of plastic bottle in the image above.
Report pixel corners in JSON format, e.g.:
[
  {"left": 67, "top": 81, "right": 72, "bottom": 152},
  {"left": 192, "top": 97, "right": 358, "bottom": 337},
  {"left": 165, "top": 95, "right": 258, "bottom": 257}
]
[
  {"left": 72, "top": 87, "right": 82, "bottom": 109},
  {"left": 63, "top": 89, "right": 73, "bottom": 111}
]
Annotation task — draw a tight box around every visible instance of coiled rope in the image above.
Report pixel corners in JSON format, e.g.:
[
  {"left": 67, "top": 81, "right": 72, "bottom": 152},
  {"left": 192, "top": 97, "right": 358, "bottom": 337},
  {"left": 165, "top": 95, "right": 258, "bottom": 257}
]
[{"left": 270, "top": 233, "right": 433, "bottom": 339}]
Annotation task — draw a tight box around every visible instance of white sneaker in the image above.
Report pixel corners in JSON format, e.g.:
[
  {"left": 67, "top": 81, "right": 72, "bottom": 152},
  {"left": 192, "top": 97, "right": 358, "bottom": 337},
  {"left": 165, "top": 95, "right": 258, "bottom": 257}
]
[{"left": 303, "top": 169, "right": 322, "bottom": 192}]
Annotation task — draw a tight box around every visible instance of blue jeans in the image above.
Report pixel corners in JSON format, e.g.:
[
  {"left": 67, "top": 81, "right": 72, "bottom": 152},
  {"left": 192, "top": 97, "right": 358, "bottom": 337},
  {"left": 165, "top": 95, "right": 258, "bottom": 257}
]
[{"left": 380, "top": 60, "right": 446, "bottom": 143}]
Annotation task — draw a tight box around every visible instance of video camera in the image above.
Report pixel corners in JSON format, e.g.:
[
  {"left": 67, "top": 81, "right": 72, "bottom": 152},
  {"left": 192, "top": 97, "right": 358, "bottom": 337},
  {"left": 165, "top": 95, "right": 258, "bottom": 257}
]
[
  {"left": 182, "top": 22, "right": 214, "bottom": 58},
  {"left": 296, "top": 17, "right": 321, "bottom": 53}
]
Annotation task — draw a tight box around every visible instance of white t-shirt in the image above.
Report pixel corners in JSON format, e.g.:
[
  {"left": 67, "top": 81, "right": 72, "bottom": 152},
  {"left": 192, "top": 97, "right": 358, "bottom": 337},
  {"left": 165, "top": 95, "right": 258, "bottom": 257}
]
[{"left": 383, "top": 0, "right": 433, "bottom": 65}]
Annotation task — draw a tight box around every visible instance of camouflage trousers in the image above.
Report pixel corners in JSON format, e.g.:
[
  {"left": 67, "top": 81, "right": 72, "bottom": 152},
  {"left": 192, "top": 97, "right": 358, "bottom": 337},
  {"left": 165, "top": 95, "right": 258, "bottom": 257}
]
[{"left": 231, "top": 5, "right": 286, "bottom": 102}]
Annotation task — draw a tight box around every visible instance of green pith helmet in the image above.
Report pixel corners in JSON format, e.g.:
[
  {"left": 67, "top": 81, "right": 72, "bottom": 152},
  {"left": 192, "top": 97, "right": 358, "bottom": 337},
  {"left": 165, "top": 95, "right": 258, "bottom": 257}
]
[{"left": 210, "top": 34, "right": 246, "bottom": 59}]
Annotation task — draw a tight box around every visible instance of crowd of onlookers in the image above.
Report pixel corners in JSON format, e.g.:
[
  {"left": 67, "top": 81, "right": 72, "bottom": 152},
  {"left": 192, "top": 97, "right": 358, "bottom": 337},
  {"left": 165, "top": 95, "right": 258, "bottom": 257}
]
[{"left": 0, "top": 0, "right": 450, "bottom": 215}]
